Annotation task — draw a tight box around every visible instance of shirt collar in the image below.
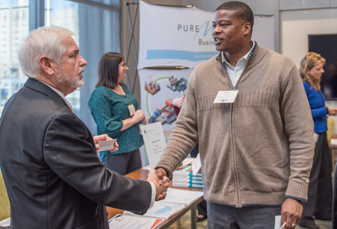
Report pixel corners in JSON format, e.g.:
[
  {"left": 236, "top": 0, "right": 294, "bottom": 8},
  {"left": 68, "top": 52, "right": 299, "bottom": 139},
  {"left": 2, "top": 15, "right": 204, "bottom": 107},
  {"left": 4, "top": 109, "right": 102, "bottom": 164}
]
[{"left": 222, "top": 41, "right": 256, "bottom": 65}]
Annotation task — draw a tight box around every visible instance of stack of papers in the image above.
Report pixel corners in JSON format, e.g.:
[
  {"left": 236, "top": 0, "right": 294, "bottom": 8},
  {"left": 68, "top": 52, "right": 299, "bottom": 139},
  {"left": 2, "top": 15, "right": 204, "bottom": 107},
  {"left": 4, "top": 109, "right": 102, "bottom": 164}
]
[
  {"left": 162, "top": 188, "right": 203, "bottom": 206},
  {"left": 109, "top": 214, "right": 164, "bottom": 229},
  {"left": 124, "top": 202, "right": 185, "bottom": 220}
]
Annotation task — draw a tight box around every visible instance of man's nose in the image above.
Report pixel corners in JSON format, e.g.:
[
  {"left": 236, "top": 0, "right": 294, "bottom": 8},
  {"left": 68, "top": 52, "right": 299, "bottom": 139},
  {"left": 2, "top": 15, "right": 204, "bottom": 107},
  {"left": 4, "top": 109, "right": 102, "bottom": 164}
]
[{"left": 80, "top": 55, "right": 87, "bottom": 66}]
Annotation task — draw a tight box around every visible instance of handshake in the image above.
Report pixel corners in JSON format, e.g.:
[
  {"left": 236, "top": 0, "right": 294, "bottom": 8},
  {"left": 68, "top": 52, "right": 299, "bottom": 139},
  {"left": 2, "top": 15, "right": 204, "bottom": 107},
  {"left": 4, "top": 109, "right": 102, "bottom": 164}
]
[{"left": 148, "top": 168, "right": 170, "bottom": 201}]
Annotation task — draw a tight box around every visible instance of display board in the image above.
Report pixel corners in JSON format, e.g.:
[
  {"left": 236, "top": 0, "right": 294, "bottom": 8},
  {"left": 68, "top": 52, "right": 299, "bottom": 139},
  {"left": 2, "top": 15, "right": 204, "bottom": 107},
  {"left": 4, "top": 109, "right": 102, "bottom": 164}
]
[{"left": 138, "top": 68, "right": 193, "bottom": 131}]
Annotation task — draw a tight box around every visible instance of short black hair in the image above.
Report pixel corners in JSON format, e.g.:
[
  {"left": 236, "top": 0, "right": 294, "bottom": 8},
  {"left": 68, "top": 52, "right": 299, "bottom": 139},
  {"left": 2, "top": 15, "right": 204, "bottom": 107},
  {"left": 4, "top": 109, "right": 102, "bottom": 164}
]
[
  {"left": 96, "top": 52, "right": 124, "bottom": 89},
  {"left": 216, "top": 1, "right": 254, "bottom": 28}
]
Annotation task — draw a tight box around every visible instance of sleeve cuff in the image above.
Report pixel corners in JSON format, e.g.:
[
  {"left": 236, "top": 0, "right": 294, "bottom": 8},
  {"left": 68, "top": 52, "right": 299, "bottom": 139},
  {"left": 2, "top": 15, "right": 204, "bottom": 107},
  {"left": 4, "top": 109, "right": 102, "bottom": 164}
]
[
  {"left": 149, "top": 182, "right": 156, "bottom": 208},
  {"left": 285, "top": 195, "right": 306, "bottom": 205}
]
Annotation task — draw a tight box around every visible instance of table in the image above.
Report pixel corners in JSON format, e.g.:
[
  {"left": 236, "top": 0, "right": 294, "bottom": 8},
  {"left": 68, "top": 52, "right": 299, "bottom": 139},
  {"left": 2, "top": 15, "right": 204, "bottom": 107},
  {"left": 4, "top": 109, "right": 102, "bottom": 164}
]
[{"left": 106, "top": 168, "right": 204, "bottom": 229}]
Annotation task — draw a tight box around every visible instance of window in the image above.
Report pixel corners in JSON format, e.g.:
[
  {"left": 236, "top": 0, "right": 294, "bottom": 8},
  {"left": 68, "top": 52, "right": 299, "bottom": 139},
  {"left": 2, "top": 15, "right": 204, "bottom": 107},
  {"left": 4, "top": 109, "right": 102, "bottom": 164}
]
[
  {"left": 0, "top": 0, "right": 29, "bottom": 117},
  {"left": 0, "top": 0, "right": 121, "bottom": 128}
]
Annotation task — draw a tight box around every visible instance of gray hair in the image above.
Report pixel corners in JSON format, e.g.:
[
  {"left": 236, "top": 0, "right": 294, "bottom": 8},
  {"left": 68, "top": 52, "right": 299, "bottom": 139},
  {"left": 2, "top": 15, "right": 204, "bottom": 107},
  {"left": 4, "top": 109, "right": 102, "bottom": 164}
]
[{"left": 18, "top": 26, "right": 74, "bottom": 78}]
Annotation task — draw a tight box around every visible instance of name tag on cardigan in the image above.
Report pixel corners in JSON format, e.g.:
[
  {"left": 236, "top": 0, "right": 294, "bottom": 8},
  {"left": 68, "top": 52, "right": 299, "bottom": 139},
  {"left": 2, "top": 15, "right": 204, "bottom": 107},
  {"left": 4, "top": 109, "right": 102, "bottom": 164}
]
[{"left": 213, "top": 90, "right": 238, "bottom": 103}]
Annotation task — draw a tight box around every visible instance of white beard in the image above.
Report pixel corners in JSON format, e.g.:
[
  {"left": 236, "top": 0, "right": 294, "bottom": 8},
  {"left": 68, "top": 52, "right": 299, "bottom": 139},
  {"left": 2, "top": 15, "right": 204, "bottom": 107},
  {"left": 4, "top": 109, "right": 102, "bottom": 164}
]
[{"left": 56, "top": 67, "right": 84, "bottom": 89}]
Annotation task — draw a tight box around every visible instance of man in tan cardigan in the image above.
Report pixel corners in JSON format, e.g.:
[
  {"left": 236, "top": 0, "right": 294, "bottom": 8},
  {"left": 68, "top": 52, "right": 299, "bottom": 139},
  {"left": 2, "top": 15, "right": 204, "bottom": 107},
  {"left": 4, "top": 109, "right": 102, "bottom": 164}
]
[{"left": 155, "top": 1, "right": 315, "bottom": 229}]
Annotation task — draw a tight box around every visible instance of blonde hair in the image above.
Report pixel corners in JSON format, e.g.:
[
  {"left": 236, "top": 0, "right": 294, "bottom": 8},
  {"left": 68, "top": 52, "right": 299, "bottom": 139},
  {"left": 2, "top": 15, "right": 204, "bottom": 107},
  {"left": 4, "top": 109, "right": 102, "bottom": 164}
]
[{"left": 299, "top": 52, "right": 326, "bottom": 91}]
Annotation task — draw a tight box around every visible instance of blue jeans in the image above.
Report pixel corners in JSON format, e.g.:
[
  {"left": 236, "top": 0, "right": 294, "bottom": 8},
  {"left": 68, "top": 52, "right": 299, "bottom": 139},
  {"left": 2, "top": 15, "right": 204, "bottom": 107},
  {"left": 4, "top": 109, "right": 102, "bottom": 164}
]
[{"left": 207, "top": 202, "right": 281, "bottom": 229}]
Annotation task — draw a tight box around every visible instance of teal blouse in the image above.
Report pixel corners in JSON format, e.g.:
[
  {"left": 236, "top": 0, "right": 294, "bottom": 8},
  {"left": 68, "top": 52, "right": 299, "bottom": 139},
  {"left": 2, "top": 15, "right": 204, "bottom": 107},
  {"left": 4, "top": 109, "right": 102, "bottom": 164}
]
[{"left": 88, "top": 83, "right": 144, "bottom": 162}]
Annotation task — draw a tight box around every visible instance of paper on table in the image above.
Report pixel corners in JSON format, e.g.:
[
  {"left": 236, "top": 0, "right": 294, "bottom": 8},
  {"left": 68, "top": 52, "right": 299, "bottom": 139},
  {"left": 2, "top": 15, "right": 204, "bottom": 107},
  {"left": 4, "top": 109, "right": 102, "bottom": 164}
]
[
  {"left": 125, "top": 202, "right": 185, "bottom": 220},
  {"left": 162, "top": 188, "right": 203, "bottom": 206},
  {"left": 331, "top": 138, "right": 337, "bottom": 146},
  {"left": 109, "top": 214, "right": 164, "bottom": 229},
  {"left": 97, "top": 139, "right": 116, "bottom": 152}
]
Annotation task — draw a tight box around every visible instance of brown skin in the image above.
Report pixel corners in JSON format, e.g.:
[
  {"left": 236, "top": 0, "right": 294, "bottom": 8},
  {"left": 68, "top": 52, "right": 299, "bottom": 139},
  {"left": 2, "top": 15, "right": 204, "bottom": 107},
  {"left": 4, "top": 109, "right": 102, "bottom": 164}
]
[{"left": 212, "top": 9, "right": 252, "bottom": 67}]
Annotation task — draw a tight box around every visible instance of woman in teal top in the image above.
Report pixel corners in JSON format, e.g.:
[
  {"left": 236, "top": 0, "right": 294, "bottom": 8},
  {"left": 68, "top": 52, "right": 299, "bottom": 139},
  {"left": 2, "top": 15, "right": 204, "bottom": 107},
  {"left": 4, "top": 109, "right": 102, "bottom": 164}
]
[{"left": 88, "top": 52, "right": 147, "bottom": 175}]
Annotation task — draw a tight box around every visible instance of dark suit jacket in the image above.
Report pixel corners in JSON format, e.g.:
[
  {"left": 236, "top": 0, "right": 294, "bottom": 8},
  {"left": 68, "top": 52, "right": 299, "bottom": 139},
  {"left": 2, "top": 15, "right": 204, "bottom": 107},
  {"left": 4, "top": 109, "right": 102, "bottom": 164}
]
[{"left": 0, "top": 78, "right": 152, "bottom": 229}]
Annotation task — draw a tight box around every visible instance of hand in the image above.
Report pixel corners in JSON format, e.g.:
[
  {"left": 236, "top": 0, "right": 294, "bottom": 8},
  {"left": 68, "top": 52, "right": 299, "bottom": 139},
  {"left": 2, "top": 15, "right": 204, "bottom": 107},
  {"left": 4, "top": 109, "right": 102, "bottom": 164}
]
[
  {"left": 281, "top": 198, "right": 303, "bottom": 229},
  {"left": 132, "top": 110, "right": 146, "bottom": 124},
  {"left": 155, "top": 168, "right": 168, "bottom": 185},
  {"left": 148, "top": 170, "right": 170, "bottom": 201},
  {"left": 172, "top": 97, "right": 185, "bottom": 108},
  {"left": 142, "top": 116, "right": 147, "bottom": 125},
  {"left": 93, "top": 134, "right": 119, "bottom": 152},
  {"left": 328, "top": 106, "right": 337, "bottom": 116}
]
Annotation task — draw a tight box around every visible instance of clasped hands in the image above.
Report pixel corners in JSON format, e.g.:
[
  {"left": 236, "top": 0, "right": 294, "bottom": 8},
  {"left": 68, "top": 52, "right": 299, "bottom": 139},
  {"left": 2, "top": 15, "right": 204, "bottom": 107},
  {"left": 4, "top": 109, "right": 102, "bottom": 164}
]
[{"left": 148, "top": 168, "right": 170, "bottom": 201}]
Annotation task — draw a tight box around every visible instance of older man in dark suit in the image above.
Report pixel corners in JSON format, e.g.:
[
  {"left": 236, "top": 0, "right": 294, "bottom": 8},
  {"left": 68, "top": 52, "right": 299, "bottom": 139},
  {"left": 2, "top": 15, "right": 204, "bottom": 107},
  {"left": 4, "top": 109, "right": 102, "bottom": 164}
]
[{"left": 0, "top": 26, "right": 169, "bottom": 229}]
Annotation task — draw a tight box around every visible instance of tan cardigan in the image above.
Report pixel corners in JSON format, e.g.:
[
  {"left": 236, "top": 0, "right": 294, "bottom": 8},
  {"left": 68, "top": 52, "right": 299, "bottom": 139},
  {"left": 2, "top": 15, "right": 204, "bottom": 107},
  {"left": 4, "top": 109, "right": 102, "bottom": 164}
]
[{"left": 156, "top": 44, "right": 315, "bottom": 207}]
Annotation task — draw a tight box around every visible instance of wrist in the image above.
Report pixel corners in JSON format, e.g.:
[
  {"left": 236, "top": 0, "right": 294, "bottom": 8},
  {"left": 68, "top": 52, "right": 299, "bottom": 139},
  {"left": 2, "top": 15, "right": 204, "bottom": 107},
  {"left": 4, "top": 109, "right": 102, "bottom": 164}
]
[
  {"left": 326, "top": 107, "right": 329, "bottom": 115},
  {"left": 294, "top": 198, "right": 305, "bottom": 205}
]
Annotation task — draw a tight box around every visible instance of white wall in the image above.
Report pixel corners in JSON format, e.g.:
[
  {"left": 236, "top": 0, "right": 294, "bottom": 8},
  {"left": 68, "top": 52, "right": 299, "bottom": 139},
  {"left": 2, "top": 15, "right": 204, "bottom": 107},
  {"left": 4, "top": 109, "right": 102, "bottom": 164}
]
[{"left": 281, "top": 9, "right": 337, "bottom": 68}]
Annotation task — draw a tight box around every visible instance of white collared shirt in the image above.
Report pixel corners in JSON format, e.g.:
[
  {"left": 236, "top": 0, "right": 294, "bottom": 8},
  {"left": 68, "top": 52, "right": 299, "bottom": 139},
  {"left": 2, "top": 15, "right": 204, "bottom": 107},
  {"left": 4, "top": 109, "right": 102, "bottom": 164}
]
[{"left": 221, "top": 41, "right": 255, "bottom": 88}]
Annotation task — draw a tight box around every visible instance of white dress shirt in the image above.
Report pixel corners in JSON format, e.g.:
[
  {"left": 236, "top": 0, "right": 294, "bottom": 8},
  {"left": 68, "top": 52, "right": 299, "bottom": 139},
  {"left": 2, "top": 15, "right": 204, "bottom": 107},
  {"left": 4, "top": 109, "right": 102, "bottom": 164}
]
[{"left": 221, "top": 41, "right": 256, "bottom": 88}]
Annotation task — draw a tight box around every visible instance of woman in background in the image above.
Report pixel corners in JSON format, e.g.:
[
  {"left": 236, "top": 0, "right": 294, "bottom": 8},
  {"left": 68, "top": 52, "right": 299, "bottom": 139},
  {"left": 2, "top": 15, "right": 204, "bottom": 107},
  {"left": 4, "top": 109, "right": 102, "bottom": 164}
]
[
  {"left": 88, "top": 52, "right": 147, "bottom": 175},
  {"left": 299, "top": 52, "right": 337, "bottom": 229}
]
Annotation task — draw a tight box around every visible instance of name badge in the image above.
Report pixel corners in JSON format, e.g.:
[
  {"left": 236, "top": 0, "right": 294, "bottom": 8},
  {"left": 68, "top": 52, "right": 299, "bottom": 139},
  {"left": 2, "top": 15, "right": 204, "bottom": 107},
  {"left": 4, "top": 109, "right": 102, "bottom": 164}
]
[
  {"left": 213, "top": 90, "right": 239, "bottom": 103},
  {"left": 128, "top": 104, "right": 136, "bottom": 116}
]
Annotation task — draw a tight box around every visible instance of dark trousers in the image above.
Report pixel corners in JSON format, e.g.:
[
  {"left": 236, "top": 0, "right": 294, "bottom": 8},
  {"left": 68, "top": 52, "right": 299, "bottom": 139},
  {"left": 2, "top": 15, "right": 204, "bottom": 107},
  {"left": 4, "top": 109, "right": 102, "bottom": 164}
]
[
  {"left": 102, "top": 149, "right": 142, "bottom": 175},
  {"left": 300, "top": 132, "right": 332, "bottom": 227},
  {"left": 207, "top": 202, "right": 281, "bottom": 229}
]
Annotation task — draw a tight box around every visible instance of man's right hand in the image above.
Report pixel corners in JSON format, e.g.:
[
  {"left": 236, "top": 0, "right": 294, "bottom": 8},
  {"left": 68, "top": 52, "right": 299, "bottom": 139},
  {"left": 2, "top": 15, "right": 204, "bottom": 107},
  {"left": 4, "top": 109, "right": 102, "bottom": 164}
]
[{"left": 148, "top": 169, "right": 170, "bottom": 201}]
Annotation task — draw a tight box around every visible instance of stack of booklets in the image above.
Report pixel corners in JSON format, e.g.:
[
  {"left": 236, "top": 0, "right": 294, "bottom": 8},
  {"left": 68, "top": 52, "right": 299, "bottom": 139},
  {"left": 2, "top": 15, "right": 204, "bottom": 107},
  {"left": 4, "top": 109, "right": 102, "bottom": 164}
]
[{"left": 172, "top": 164, "right": 203, "bottom": 188}]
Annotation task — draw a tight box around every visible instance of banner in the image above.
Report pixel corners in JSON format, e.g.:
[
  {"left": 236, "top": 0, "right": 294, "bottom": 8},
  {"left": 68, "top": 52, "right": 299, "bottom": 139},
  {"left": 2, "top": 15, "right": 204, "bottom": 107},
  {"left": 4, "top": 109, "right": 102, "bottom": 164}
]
[
  {"left": 139, "top": 1, "right": 218, "bottom": 68},
  {"left": 138, "top": 68, "right": 193, "bottom": 131}
]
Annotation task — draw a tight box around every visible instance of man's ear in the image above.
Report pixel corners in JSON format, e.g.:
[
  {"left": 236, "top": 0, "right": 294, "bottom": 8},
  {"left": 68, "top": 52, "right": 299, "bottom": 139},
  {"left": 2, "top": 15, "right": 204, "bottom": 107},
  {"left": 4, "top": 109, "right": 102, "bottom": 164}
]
[
  {"left": 38, "top": 56, "right": 56, "bottom": 76},
  {"left": 242, "top": 22, "right": 252, "bottom": 36}
]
